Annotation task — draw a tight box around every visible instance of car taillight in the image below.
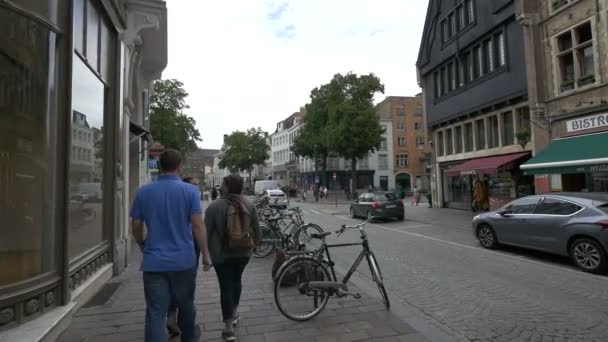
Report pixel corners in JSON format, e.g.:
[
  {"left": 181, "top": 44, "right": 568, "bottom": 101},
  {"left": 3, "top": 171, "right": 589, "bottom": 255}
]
[
  {"left": 373, "top": 202, "right": 380, "bottom": 209},
  {"left": 398, "top": 200, "right": 404, "bottom": 207},
  {"left": 596, "top": 220, "right": 608, "bottom": 230}
]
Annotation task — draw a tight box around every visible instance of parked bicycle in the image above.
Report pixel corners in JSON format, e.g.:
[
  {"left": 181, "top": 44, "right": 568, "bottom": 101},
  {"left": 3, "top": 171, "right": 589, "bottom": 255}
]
[
  {"left": 273, "top": 217, "right": 389, "bottom": 321},
  {"left": 254, "top": 206, "right": 324, "bottom": 258}
]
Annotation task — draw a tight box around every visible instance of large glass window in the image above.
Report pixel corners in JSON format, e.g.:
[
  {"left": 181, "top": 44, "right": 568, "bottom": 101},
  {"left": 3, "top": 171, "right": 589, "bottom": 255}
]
[
  {"left": 454, "top": 126, "right": 463, "bottom": 154},
  {"left": 502, "top": 111, "right": 514, "bottom": 146},
  {"left": 488, "top": 116, "right": 499, "bottom": 148},
  {"left": 464, "top": 123, "right": 473, "bottom": 152},
  {"left": 69, "top": 54, "right": 106, "bottom": 259},
  {"left": 475, "top": 119, "right": 485, "bottom": 150},
  {"left": 0, "top": 7, "right": 56, "bottom": 285}
]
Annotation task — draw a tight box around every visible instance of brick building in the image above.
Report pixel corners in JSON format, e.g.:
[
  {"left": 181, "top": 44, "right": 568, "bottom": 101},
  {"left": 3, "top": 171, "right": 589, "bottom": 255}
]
[
  {"left": 182, "top": 148, "right": 219, "bottom": 188},
  {"left": 375, "top": 96, "right": 429, "bottom": 196},
  {"left": 516, "top": 0, "right": 608, "bottom": 193}
]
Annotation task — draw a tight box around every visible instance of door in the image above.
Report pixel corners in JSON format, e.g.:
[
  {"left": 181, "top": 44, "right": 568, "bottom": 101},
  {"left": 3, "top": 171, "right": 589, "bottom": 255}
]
[
  {"left": 356, "top": 193, "right": 372, "bottom": 217},
  {"left": 530, "top": 197, "right": 583, "bottom": 252},
  {"left": 492, "top": 197, "right": 541, "bottom": 245}
]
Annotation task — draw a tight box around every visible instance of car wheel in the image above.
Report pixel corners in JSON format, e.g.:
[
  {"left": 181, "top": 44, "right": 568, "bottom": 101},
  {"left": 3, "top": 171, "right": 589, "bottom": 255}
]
[
  {"left": 350, "top": 207, "right": 357, "bottom": 219},
  {"left": 570, "top": 238, "right": 607, "bottom": 274},
  {"left": 477, "top": 224, "right": 498, "bottom": 249}
]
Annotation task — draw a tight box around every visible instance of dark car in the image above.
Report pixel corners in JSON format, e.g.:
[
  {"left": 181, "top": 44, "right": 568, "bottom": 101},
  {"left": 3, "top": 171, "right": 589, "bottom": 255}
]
[
  {"left": 472, "top": 192, "right": 608, "bottom": 274},
  {"left": 350, "top": 192, "right": 404, "bottom": 221}
]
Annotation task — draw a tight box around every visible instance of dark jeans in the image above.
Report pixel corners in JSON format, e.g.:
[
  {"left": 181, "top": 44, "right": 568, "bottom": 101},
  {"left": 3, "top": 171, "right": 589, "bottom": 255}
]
[
  {"left": 214, "top": 257, "right": 250, "bottom": 321},
  {"left": 144, "top": 271, "right": 196, "bottom": 342}
]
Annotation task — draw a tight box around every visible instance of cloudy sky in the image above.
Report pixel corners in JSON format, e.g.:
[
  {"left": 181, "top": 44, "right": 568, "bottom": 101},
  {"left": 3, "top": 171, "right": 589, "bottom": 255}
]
[{"left": 162, "top": 0, "right": 429, "bottom": 149}]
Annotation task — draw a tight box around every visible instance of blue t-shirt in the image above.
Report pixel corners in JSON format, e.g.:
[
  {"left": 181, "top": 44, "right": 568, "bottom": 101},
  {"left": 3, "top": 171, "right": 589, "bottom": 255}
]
[{"left": 130, "top": 175, "right": 202, "bottom": 272}]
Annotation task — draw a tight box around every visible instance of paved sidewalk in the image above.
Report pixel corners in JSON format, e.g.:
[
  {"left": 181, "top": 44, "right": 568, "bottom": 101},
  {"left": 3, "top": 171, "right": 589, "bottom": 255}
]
[{"left": 58, "top": 248, "right": 429, "bottom": 342}]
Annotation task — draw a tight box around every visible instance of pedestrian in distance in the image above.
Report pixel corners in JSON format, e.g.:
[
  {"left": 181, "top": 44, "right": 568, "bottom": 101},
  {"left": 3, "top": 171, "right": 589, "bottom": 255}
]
[
  {"left": 165, "top": 177, "right": 203, "bottom": 337},
  {"left": 130, "top": 149, "right": 211, "bottom": 342},
  {"left": 205, "top": 174, "right": 261, "bottom": 342},
  {"left": 411, "top": 186, "right": 419, "bottom": 206},
  {"left": 211, "top": 187, "right": 218, "bottom": 201}
]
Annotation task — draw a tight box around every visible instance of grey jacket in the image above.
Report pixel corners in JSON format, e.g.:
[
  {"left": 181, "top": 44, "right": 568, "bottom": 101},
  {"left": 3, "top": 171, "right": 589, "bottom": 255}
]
[{"left": 204, "top": 195, "right": 261, "bottom": 265}]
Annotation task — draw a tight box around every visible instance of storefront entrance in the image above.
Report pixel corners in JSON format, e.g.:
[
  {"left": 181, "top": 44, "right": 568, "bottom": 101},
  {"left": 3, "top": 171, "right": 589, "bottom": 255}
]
[{"left": 396, "top": 173, "right": 411, "bottom": 199}]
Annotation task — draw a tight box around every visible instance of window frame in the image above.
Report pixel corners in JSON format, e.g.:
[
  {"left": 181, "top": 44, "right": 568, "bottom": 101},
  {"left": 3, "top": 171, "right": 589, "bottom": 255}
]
[
  {"left": 553, "top": 20, "right": 597, "bottom": 95},
  {"left": 533, "top": 197, "right": 585, "bottom": 217}
]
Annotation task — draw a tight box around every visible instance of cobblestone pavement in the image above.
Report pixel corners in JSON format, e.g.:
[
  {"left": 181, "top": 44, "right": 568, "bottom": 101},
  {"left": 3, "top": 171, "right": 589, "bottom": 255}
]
[
  {"left": 297, "top": 203, "right": 608, "bottom": 342},
  {"left": 58, "top": 247, "right": 430, "bottom": 342}
]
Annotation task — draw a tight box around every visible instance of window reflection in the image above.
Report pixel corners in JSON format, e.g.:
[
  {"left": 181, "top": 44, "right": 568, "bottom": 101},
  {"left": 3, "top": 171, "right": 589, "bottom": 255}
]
[
  {"left": 69, "top": 55, "right": 105, "bottom": 259},
  {"left": 0, "top": 7, "right": 56, "bottom": 285}
]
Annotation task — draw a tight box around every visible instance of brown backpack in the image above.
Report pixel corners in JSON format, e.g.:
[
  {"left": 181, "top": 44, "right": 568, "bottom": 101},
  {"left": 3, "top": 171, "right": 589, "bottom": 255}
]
[{"left": 224, "top": 200, "right": 256, "bottom": 252}]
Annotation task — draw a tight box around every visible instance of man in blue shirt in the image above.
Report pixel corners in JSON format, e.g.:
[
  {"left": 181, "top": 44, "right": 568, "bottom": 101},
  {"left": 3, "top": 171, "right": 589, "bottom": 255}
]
[{"left": 131, "top": 149, "right": 211, "bottom": 342}]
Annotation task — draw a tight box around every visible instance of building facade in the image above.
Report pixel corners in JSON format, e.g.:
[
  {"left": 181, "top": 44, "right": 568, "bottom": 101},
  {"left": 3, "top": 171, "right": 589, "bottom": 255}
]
[
  {"left": 0, "top": 0, "right": 167, "bottom": 338},
  {"left": 516, "top": 0, "right": 608, "bottom": 193},
  {"left": 376, "top": 95, "right": 429, "bottom": 197},
  {"left": 182, "top": 148, "right": 219, "bottom": 188},
  {"left": 270, "top": 112, "right": 303, "bottom": 186},
  {"left": 417, "top": 0, "right": 535, "bottom": 210}
]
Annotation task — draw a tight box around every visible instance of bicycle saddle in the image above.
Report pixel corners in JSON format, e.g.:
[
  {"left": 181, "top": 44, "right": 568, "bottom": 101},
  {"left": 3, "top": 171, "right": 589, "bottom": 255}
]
[{"left": 310, "top": 232, "right": 331, "bottom": 239}]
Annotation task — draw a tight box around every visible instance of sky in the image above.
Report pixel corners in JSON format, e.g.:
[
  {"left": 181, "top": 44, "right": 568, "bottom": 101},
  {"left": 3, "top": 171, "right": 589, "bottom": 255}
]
[{"left": 162, "top": 0, "right": 429, "bottom": 150}]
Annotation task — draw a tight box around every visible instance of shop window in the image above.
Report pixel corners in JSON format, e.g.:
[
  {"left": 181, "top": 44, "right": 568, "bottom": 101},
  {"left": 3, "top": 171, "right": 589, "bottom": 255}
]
[
  {"left": 69, "top": 54, "right": 106, "bottom": 259},
  {"left": 446, "top": 128, "right": 454, "bottom": 155},
  {"left": 534, "top": 198, "right": 582, "bottom": 216},
  {"left": 464, "top": 123, "right": 473, "bottom": 152},
  {"left": 502, "top": 111, "right": 514, "bottom": 146},
  {"left": 555, "top": 21, "right": 596, "bottom": 93},
  {"left": 488, "top": 116, "right": 499, "bottom": 148},
  {"left": 454, "top": 126, "right": 463, "bottom": 153},
  {"left": 437, "top": 131, "right": 445, "bottom": 156},
  {"left": 0, "top": 7, "right": 57, "bottom": 285},
  {"left": 475, "top": 119, "right": 485, "bottom": 150}
]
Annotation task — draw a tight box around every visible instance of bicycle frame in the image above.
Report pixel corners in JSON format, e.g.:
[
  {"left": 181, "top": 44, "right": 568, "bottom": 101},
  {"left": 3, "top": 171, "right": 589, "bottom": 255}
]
[{"left": 315, "top": 236, "right": 372, "bottom": 286}]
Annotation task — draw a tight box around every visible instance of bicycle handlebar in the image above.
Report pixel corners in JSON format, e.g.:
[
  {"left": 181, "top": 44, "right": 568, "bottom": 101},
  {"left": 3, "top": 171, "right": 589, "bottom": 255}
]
[{"left": 335, "top": 217, "right": 376, "bottom": 236}]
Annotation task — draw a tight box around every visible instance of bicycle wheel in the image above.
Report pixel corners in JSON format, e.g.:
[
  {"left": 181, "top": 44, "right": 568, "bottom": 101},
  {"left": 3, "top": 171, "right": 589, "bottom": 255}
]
[
  {"left": 253, "top": 225, "right": 277, "bottom": 258},
  {"left": 274, "top": 257, "right": 331, "bottom": 321},
  {"left": 368, "top": 253, "right": 390, "bottom": 309},
  {"left": 293, "top": 223, "right": 324, "bottom": 251}
]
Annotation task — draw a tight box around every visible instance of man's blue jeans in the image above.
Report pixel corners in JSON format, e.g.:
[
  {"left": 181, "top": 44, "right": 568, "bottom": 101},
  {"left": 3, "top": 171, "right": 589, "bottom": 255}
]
[{"left": 143, "top": 270, "right": 196, "bottom": 342}]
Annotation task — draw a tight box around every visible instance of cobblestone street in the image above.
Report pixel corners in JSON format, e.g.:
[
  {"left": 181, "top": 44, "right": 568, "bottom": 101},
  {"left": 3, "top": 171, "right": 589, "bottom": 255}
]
[
  {"left": 57, "top": 246, "right": 429, "bottom": 342},
  {"left": 299, "top": 203, "right": 608, "bottom": 342}
]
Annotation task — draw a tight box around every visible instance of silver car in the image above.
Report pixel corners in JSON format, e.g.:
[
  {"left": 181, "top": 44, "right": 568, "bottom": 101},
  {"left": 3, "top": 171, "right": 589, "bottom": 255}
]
[{"left": 472, "top": 193, "right": 608, "bottom": 274}]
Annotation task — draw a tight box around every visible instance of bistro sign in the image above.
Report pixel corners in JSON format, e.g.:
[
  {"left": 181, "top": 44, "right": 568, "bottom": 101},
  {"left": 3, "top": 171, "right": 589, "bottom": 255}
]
[{"left": 567, "top": 112, "right": 608, "bottom": 133}]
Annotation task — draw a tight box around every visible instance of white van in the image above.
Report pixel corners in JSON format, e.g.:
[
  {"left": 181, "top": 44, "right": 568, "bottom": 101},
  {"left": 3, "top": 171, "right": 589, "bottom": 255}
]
[{"left": 254, "top": 180, "right": 281, "bottom": 196}]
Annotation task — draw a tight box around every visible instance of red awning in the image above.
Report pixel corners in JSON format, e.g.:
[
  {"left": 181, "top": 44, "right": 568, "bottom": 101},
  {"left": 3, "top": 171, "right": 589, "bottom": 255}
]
[{"left": 444, "top": 152, "right": 530, "bottom": 177}]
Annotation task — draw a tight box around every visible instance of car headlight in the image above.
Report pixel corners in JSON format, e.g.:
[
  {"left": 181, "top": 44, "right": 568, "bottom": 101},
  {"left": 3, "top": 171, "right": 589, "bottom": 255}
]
[{"left": 473, "top": 215, "right": 480, "bottom": 220}]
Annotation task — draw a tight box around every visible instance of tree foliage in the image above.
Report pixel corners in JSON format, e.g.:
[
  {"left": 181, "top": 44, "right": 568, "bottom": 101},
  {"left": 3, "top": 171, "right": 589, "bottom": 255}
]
[
  {"left": 219, "top": 128, "right": 270, "bottom": 183},
  {"left": 292, "top": 85, "right": 331, "bottom": 185},
  {"left": 149, "top": 79, "right": 202, "bottom": 156},
  {"left": 327, "top": 73, "right": 385, "bottom": 194}
]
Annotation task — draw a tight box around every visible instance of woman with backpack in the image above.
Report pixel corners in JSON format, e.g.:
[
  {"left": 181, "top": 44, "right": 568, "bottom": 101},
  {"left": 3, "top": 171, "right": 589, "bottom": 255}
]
[{"left": 204, "top": 174, "right": 261, "bottom": 341}]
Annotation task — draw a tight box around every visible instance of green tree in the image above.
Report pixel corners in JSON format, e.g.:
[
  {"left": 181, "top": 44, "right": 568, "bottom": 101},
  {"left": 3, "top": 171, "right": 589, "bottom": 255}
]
[
  {"left": 149, "top": 79, "right": 202, "bottom": 156},
  {"left": 326, "top": 73, "right": 385, "bottom": 195},
  {"left": 292, "top": 85, "right": 332, "bottom": 187},
  {"left": 219, "top": 128, "right": 270, "bottom": 186}
]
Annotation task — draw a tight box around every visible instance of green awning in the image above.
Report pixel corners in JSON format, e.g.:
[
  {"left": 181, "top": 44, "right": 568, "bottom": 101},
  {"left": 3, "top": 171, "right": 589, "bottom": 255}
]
[{"left": 521, "top": 132, "right": 608, "bottom": 175}]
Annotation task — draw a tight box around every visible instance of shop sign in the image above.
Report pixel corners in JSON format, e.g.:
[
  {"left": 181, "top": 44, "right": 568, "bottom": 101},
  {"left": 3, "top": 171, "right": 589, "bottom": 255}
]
[
  {"left": 573, "top": 164, "right": 608, "bottom": 173},
  {"left": 148, "top": 159, "right": 158, "bottom": 171},
  {"left": 567, "top": 112, "right": 608, "bottom": 133},
  {"left": 460, "top": 170, "right": 477, "bottom": 175}
]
